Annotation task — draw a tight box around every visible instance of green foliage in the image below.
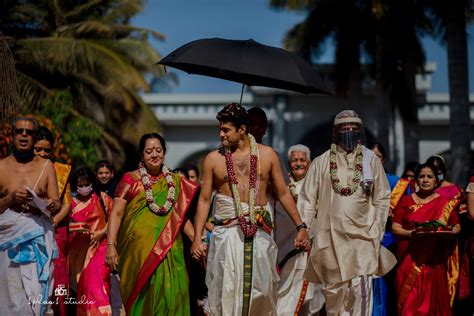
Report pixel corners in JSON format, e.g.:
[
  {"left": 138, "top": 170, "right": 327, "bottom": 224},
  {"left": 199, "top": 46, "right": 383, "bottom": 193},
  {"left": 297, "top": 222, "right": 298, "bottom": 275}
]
[
  {"left": 1, "top": 0, "right": 168, "bottom": 168},
  {"left": 31, "top": 90, "right": 102, "bottom": 168}
]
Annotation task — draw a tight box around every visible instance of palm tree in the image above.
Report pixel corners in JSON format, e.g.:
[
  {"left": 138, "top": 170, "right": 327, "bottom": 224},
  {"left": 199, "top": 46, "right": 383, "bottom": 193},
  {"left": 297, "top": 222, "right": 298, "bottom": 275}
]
[
  {"left": 423, "top": 0, "right": 472, "bottom": 185},
  {"left": 271, "top": 0, "right": 371, "bottom": 111},
  {"left": 0, "top": 0, "right": 166, "bottom": 168},
  {"left": 271, "top": 0, "right": 430, "bottom": 170}
]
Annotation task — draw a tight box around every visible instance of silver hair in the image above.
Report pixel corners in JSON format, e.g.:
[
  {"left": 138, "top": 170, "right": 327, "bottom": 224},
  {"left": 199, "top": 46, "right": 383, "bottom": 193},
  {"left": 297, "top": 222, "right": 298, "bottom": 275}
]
[
  {"left": 287, "top": 144, "right": 311, "bottom": 161},
  {"left": 12, "top": 116, "right": 39, "bottom": 132}
]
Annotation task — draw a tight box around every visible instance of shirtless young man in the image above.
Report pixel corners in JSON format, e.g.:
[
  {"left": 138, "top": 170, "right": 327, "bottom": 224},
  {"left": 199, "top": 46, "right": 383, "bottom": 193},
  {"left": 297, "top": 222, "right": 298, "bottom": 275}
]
[
  {"left": 191, "top": 103, "right": 309, "bottom": 316},
  {"left": 0, "top": 117, "right": 60, "bottom": 315}
]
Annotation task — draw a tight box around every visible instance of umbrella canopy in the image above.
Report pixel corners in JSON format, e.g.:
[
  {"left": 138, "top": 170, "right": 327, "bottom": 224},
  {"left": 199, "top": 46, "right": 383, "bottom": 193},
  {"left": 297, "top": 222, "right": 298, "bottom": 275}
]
[{"left": 158, "top": 38, "right": 332, "bottom": 96}]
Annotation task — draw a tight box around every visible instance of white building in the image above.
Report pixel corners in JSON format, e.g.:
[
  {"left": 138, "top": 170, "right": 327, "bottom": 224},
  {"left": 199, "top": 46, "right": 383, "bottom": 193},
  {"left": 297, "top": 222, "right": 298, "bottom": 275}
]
[{"left": 143, "top": 64, "right": 473, "bottom": 176}]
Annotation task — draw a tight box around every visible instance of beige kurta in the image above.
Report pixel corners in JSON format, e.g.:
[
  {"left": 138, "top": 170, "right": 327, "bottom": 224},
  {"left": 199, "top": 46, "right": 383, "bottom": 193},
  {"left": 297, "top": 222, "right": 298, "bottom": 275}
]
[{"left": 298, "top": 145, "right": 396, "bottom": 285}]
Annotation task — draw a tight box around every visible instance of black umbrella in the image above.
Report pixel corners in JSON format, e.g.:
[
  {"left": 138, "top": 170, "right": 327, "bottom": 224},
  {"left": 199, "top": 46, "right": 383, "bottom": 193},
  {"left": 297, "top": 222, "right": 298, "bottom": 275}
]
[{"left": 158, "top": 38, "right": 332, "bottom": 103}]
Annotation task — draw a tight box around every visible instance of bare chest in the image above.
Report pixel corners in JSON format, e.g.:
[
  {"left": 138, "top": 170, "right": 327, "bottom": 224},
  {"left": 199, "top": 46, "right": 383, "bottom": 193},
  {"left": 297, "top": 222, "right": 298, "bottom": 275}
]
[{"left": 0, "top": 160, "right": 48, "bottom": 197}]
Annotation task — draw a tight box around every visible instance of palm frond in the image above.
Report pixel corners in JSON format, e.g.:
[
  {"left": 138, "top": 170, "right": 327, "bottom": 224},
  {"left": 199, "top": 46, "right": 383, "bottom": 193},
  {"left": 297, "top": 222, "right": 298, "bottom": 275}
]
[
  {"left": 112, "top": 24, "right": 165, "bottom": 41},
  {"left": 120, "top": 89, "right": 162, "bottom": 145},
  {"left": 63, "top": 0, "right": 103, "bottom": 22},
  {"left": 56, "top": 20, "right": 114, "bottom": 37},
  {"left": 270, "top": 0, "right": 313, "bottom": 10},
  {"left": 16, "top": 70, "right": 52, "bottom": 113},
  {"left": 16, "top": 37, "right": 148, "bottom": 90},
  {"left": 104, "top": 0, "right": 144, "bottom": 23},
  {"left": 103, "top": 38, "right": 163, "bottom": 76},
  {"left": 47, "top": 0, "right": 66, "bottom": 27}
]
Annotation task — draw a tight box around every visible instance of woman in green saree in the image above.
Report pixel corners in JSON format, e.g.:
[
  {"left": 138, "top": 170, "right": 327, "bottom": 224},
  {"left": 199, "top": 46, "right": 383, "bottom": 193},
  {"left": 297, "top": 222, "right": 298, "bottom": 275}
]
[{"left": 106, "top": 133, "right": 199, "bottom": 315}]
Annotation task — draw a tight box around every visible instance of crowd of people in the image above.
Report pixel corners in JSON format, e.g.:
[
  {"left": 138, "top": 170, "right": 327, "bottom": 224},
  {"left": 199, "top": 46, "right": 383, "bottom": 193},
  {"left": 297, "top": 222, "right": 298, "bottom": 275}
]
[{"left": 0, "top": 107, "right": 472, "bottom": 316}]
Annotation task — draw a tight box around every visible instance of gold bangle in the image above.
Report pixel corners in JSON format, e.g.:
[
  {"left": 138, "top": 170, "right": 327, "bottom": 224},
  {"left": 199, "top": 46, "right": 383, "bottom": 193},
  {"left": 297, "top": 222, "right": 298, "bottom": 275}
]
[{"left": 106, "top": 241, "right": 117, "bottom": 246}]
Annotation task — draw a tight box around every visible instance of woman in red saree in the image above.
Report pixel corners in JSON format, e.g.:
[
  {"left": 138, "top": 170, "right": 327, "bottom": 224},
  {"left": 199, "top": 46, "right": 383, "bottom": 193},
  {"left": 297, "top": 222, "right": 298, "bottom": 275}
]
[
  {"left": 106, "top": 133, "right": 198, "bottom": 315},
  {"left": 35, "top": 126, "right": 72, "bottom": 316},
  {"left": 69, "top": 167, "right": 113, "bottom": 315},
  {"left": 392, "top": 163, "right": 461, "bottom": 315}
]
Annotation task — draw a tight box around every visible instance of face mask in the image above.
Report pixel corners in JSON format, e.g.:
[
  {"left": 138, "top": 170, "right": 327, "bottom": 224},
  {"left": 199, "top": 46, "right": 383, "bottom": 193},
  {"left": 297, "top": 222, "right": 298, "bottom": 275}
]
[
  {"left": 77, "top": 184, "right": 93, "bottom": 197},
  {"left": 437, "top": 174, "right": 444, "bottom": 182},
  {"left": 339, "top": 131, "right": 360, "bottom": 152}
]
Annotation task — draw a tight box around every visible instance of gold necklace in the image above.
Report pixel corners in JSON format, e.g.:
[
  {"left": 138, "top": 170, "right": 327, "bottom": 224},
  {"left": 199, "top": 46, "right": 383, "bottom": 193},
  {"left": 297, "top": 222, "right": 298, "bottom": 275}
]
[{"left": 413, "top": 192, "right": 435, "bottom": 204}]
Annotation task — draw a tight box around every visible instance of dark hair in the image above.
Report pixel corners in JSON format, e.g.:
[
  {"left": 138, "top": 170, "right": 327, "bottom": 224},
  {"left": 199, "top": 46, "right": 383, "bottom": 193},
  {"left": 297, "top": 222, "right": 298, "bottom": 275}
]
[
  {"left": 426, "top": 155, "right": 447, "bottom": 177},
  {"left": 71, "top": 166, "right": 95, "bottom": 192},
  {"left": 216, "top": 103, "right": 249, "bottom": 131},
  {"left": 95, "top": 159, "right": 114, "bottom": 173},
  {"left": 414, "top": 162, "right": 439, "bottom": 182},
  {"left": 402, "top": 161, "right": 419, "bottom": 178},
  {"left": 138, "top": 133, "right": 166, "bottom": 157},
  {"left": 37, "top": 126, "right": 55, "bottom": 147},
  {"left": 184, "top": 164, "right": 199, "bottom": 178},
  {"left": 247, "top": 107, "right": 268, "bottom": 126},
  {"left": 368, "top": 142, "right": 386, "bottom": 160},
  {"left": 173, "top": 167, "right": 189, "bottom": 179}
]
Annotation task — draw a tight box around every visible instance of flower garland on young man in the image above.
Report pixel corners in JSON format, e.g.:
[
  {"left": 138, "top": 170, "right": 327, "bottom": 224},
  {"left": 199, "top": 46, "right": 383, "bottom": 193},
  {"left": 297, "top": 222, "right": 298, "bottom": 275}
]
[
  {"left": 139, "top": 161, "right": 176, "bottom": 215},
  {"left": 329, "top": 142, "right": 363, "bottom": 196},
  {"left": 224, "top": 134, "right": 259, "bottom": 238}
]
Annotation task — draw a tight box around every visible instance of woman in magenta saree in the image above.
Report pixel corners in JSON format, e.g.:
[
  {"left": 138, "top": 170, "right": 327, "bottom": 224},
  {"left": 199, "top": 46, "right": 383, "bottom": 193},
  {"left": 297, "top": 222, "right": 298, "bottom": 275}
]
[
  {"left": 106, "top": 133, "right": 198, "bottom": 315},
  {"left": 69, "top": 167, "right": 113, "bottom": 315},
  {"left": 392, "top": 163, "right": 461, "bottom": 315}
]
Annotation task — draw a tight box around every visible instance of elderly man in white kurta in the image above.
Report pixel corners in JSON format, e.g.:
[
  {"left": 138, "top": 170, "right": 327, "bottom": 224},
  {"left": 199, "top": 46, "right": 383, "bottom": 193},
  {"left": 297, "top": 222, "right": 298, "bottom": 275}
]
[
  {"left": 275, "top": 144, "right": 325, "bottom": 315},
  {"left": 298, "top": 110, "right": 396, "bottom": 316}
]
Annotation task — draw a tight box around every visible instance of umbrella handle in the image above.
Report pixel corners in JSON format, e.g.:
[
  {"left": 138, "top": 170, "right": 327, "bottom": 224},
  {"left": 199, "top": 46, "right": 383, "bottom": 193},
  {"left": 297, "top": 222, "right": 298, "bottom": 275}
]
[{"left": 239, "top": 83, "right": 245, "bottom": 105}]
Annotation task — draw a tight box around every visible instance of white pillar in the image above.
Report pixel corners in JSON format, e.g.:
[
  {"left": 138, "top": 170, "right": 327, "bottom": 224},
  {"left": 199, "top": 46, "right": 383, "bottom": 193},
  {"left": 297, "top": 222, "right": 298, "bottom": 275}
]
[{"left": 272, "top": 95, "right": 287, "bottom": 155}]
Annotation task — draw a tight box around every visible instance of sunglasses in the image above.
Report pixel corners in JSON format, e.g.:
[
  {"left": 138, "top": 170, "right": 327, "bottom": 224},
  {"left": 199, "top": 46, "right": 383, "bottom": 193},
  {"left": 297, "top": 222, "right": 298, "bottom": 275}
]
[
  {"left": 34, "top": 146, "right": 52, "bottom": 153},
  {"left": 14, "top": 128, "right": 35, "bottom": 136}
]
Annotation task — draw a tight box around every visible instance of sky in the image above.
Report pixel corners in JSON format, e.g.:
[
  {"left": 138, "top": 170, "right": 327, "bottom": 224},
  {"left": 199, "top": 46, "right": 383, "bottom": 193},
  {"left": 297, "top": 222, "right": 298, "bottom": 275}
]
[{"left": 133, "top": 0, "right": 474, "bottom": 94}]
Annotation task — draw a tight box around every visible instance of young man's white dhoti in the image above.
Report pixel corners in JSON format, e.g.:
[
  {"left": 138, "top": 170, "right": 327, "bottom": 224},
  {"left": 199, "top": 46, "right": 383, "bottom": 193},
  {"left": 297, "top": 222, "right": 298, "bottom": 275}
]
[{"left": 206, "top": 194, "right": 279, "bottom": 316}]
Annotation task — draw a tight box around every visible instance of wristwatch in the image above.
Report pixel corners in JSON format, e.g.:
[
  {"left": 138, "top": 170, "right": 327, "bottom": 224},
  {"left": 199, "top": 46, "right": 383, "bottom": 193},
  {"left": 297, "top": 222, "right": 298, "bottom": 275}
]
[{"left": 296, "top": 222, "right": 308, "bottom": 231}]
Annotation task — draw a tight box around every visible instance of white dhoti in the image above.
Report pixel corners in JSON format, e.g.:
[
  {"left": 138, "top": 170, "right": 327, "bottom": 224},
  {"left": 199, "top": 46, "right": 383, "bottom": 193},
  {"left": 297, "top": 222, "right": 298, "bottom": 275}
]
[
  {"left": 0, "top": 209, "right": 57, "bottom": 315},
  {"left": 206, "top": 194, "right": 279, "bottom": 316},
  {"left": 277, "top": 251, "right": 325, "bottom": 316},
  {"left": 323, "top": 275, "right": 373, "bottom": 316}
]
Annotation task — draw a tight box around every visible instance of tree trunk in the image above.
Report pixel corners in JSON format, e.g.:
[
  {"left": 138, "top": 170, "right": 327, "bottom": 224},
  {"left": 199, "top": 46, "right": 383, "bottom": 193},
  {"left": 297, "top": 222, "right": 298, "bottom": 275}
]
[
  {"left": 374, "top": 18, "right": 392, "bottom": 162},
  {"left": 447, "top": 2, "right": 471, "bottom": 186},
  {"left": 401, "top": 56, "right": 420, "bottom": 167}
]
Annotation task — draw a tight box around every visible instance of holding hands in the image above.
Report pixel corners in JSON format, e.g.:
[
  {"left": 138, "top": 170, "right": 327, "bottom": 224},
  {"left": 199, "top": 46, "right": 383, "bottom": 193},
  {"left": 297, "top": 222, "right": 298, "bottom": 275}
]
[
  {"left": 191, "top": 239, "right": 207, "bottom": 261},
  {"left": 294, "top": 227, "right": 311, "bottom": 251}
]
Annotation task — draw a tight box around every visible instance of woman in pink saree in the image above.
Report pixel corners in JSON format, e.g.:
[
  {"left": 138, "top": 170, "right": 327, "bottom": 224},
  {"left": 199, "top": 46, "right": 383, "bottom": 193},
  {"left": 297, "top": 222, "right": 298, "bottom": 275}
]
[{"left": 69, "top": 167, "right": 113, "bottom": 315}]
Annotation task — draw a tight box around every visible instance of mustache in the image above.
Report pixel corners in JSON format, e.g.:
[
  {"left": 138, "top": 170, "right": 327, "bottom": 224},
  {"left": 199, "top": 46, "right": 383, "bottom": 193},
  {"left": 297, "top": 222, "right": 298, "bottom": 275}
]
[{"left": 292, "top": 165, "right": 305, "bottom": 170}]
